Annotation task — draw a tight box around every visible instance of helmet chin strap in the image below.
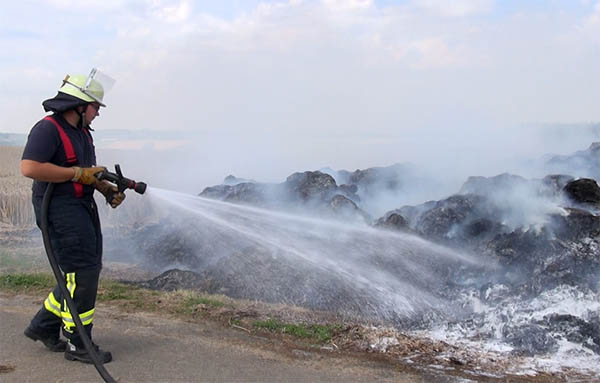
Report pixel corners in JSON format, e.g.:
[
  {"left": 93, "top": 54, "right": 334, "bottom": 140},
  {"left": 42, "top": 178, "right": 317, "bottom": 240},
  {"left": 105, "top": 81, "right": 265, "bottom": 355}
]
[{"left": 77, "top": 109, "right": 87, "bottom": 129}]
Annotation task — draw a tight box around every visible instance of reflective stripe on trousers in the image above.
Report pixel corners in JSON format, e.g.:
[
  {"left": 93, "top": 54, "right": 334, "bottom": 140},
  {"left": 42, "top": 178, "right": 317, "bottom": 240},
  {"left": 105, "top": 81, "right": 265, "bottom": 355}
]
[
  {"left": 61, "top": 272, "right": 95, "bottom": 332},
  {"left": 43, "top": 292, "right": 62, "bottom": 318}
]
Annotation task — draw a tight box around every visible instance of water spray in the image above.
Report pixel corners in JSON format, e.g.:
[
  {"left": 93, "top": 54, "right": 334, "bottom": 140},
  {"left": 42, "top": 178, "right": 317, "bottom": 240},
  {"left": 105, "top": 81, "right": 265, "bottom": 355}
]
[{"left": 146, "top": 188, "right": 487, "bottom": 322}]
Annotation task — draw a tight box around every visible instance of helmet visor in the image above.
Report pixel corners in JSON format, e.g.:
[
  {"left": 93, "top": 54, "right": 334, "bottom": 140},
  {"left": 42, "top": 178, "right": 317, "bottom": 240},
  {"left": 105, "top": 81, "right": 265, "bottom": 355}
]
[{"left": 82, "top": 68, "right": 115, "bottom": 107}]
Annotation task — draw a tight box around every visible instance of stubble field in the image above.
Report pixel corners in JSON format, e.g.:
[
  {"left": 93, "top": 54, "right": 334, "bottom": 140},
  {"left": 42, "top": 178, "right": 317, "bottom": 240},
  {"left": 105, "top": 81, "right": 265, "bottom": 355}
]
[{"left": 0, "top": 147, "right": 34, "bottom": 226}]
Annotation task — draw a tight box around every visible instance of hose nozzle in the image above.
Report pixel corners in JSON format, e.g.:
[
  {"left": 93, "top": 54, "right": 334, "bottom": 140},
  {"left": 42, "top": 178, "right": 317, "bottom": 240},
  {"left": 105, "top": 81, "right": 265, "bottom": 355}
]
[{"left": 96, "top": 164, "right": 147, "bottom": 194}]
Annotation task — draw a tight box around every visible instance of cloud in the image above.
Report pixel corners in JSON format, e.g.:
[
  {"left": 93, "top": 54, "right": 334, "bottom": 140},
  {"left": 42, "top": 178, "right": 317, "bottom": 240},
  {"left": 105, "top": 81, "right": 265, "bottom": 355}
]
[
  {"left": 3, "top": 0, "right": 600, "bottom": 191},
  {"left": 44, "top": 0, "right": 130, "bottom": 11},
  {"left": 152, "top": 0, "right": 191, "bottom": 23},
  {"left": 580, "top": 1, "right": 600, "bottom": 39},
  {"left": 412, "top": 0, "right": 494, "bottom": 17},
  {"left": 406, "top": 37, "right": 464, "bottom": 68},
  {"left": 323, "top": 0, "right": 373, "bottom": 11}
]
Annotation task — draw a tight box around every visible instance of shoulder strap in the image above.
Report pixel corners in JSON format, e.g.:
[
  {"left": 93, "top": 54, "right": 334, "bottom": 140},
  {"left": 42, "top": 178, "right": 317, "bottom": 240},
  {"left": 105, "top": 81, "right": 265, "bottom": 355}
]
[
  {"left": 43, "top": 116, "right": 77, "bottom": 164},
  {"left": 43, "top": 116, "right": 83, "bottom": 197}
]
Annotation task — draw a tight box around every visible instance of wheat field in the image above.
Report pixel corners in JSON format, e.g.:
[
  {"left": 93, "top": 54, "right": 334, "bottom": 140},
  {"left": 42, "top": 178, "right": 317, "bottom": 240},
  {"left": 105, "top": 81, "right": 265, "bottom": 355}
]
[
  {"left": 0, "top": 146, "right": 155, "bottom": 228},
  {"left": 0, "top": 147, "right": 34, "bottom": 226}
]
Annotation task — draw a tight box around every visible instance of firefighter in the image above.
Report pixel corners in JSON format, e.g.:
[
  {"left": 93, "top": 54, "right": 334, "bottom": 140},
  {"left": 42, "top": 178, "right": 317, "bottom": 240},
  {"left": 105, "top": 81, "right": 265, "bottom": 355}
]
[{"left": 21, "top": 71, "right": 125, "bottom": 364}]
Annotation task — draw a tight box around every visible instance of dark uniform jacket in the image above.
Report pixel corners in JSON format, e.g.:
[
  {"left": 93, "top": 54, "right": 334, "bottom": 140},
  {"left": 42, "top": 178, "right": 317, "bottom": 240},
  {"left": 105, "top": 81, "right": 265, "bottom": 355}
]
[{"left": 22, "top": 114, "right": 97, "bottom": 197}]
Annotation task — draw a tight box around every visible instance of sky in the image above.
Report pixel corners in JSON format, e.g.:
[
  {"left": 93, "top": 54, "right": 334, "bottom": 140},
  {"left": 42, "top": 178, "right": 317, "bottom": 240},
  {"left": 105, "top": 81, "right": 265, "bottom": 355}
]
[{"left": 2, "top": 0, "right": 600, "bottom": 191}]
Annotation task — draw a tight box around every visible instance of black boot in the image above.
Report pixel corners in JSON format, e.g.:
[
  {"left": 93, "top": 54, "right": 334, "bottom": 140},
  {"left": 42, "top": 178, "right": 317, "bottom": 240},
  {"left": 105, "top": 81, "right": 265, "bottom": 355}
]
[
  {"left": 64, "top": 342, "right": 112, "bottom": 364},
  {"left": 24, "top": 325, "right": 67, "bottom": 352}
]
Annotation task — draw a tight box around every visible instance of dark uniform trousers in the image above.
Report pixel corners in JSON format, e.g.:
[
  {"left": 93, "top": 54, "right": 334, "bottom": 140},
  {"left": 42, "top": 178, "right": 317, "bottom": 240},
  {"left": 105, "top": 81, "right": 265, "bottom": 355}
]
[{"left": 29, "top": 194, "right": 103, "bottom": 348}]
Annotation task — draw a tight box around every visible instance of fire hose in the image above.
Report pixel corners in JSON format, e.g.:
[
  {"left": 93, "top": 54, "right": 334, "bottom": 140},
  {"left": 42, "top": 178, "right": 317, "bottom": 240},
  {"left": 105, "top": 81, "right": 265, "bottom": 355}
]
[{"left": 41, "top": 165, "right": 146, "bottom": 382}]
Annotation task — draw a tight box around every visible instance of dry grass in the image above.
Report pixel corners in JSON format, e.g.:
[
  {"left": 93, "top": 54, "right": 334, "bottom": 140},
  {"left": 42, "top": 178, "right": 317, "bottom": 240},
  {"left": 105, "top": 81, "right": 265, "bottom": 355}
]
[
  {"left": 0, "top": 147, "right": 23, "bottom": 177},
  {"left": 0, "top": 147, "right": 34, "bottom": 226},
  {"left": 0, "top": 364, "right": 16, "bottom": 374}
]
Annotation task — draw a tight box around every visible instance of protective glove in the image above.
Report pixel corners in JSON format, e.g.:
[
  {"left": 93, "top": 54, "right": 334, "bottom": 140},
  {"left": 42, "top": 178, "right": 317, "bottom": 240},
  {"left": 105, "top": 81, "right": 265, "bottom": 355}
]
[
  {"left": 95, "top": 180, "right": 126, "bottom": 208},
  {"left": 72, "top": 166, "right": 106, "bottom": 185}
]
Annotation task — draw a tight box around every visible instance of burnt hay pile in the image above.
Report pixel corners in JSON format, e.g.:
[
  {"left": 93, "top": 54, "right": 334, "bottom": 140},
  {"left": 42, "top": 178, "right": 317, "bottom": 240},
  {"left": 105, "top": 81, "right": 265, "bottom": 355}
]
[{"left": 108, "top": 143, "right": 600, "bottom": 357}]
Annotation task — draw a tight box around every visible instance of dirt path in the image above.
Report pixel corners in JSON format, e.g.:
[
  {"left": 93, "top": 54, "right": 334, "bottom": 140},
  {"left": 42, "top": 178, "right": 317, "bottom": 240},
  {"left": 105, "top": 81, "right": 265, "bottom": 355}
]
[{"left": 0, "top": 292, "right": 444, "bottom": 383}]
